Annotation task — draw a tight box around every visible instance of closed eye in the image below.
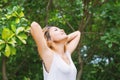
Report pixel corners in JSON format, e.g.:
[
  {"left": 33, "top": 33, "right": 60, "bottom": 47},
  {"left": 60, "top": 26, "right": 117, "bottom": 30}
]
[{"left": 54, "top": 28, "right": 58, "bottom": 31}]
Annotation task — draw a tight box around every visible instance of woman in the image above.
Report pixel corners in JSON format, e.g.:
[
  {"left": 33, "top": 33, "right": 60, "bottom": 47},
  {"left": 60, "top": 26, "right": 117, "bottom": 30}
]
[{"left": 30, "top": 21, "right": 81, "bottom": 80}]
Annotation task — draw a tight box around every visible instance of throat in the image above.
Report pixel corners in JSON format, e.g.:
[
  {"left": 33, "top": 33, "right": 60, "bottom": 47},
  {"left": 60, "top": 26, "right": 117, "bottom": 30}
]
[{"left": 53, "top": 43, "right": 66, "bottom": 55}]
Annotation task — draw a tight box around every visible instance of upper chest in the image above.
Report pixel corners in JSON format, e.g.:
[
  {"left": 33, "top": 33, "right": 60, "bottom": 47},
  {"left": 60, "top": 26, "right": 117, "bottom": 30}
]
[{"left": 53, "top": 53, "right": 76, "bottom": 73}]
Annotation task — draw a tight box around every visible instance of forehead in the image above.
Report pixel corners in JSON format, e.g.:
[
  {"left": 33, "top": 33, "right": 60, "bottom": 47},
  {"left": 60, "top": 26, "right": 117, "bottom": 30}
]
[{"left": 50, "top": 26, "right": 60, "bottom": 31}]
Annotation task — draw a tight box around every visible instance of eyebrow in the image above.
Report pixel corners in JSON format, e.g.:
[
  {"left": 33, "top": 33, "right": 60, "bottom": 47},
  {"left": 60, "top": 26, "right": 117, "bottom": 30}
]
[{"left": 50, "top": 27, "right": 57, "bottom": 30}]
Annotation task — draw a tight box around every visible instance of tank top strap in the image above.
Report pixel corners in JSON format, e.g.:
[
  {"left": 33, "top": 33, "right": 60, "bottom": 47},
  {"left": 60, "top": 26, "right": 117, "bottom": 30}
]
[{"left": 42, "top": 53, "right": 58, "bottom": 74}]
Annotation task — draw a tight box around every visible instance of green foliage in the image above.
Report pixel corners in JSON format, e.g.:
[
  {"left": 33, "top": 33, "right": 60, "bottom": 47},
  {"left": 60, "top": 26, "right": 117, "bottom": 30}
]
[
  {"left": 0, "top": 0, "right": 120, "bottom": 80},
  {"left": 24, "top": 77, "right": 30, "bottom": 80},
  {"left": 0, "top": 5, "right": 30, "bottom": 57},
  {"left": 101, "top": 28, "right": 120, "bottom": 48}
]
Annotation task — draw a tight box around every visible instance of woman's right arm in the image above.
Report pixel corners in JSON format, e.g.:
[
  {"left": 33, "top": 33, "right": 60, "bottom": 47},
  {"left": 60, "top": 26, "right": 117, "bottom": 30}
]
[{"left": 30, "top": 22, "right": 49, "bottom": 57}]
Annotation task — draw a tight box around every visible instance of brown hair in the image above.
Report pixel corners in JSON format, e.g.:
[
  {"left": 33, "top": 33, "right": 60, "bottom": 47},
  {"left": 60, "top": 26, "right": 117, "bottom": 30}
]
[
  {"left": 43, "top": 26, "right": 51, "bottom": 41},
  {"left": 43, "top": 26, "right": 53, "bottom": 48},
  {"left": 43, "top": 26, "right": 67, "bottom": 52}
]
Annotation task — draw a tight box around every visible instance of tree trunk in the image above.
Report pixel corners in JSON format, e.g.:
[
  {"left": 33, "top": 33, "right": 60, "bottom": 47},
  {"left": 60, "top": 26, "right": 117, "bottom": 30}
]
[
  {"left": 76, "top": 54, "right": 83, "bottom": 80},
  {"left": 2, "top": 55, "right": 8, "bottom": 80}
]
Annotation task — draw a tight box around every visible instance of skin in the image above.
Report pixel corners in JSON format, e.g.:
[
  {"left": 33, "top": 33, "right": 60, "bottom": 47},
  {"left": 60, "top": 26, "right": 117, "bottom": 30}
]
[{"left": 30, "top": 21, "right": 81, "bottom": 73}]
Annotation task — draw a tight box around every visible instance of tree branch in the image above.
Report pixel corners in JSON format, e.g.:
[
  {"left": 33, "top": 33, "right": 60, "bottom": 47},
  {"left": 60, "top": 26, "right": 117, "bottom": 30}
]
[
  {"left": 45, "top": 0, "right": 53, "bottom": 25},
  {"left": 76, "top": 50, "right": 83, "bottom": 80},
  {"left": 82, "top": 32, "right": 104, "bottom": 35},
  {"left": 93, "top": 0, "right": 109, "bottom": 7},
  {"left": 2, "top": 55, "right": 8, "bottom": 80},
  {"left": 60, "top": 12, "right": 75, "bottom": 31}
]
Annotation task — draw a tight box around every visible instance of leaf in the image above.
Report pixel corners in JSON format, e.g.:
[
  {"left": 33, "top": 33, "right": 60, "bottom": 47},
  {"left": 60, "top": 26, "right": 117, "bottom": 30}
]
[
  {"left": 101, "top": 36, "right": 107, "bottom": 40},
  {"left": 4, "top": 44, "right": 11, "bottom": 57},
  {"left": 17, "top": 36, "right": 26, "bottom": 44},
  {"left": 24, "top": 77, "right": 30, "bottom": 80},
  {"left": 108, "top": 43, "right": 112, "bottom": 48},
  {"left": 10, "top": 46, "right": 16, "bottom": 55},
  {"left": 2, "top": 28, "right": 14, "bottom": 41},
  {"left": 0, "top": 44, "right": 5, "bottom": 51},
  {"left": 91, "top": 70, "right": 97, "bottom": 74},
  {"left": 17, "top": 33, "right": 27, "bottom": 44},
  {"left": 8, "top": 38, "right": 16, "bottom": 47},
  {"left": 19, "top": 33, "right": 27, "bottom": 40},
  {"left": 0, "top": 39, "right": 5, "bottom": 50},
  {"left": 113, "top": 40, "right": 119, "bottom": 44},
  {"left": 15, "top": 18, "right": 20, "bottom": 23},
  {"left": 11, "top": 24, "right": 16, "bottom": 32},
  {"left": 19, "top": 11, "right": 24, "bottom": 17},
  {"left": 105, "top": 40, "right": 110, "bottom": 44},
  {"left": 16, "top": 27, "right": 25, "bottom": 35},
  {"left": 0, "top": 39, "right": 5, "bottom": 45},
  {"left": 5, "top": 14, "right": 11, "bottom": 19},
  {"left": 25, "top": 27, "right": 30, "bottom": 33},
  {"left": 11, "top": 12, "right": 17, "bottom": 17},
  {"left": 13, "top": 6, "right": 18, "bottom": 11}
]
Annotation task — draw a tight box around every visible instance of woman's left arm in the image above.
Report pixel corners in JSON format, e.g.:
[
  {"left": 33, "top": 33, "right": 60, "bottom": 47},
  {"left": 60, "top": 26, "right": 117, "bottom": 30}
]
[{"left": 66, "top": 31, "right": 81, "bottom": 54}]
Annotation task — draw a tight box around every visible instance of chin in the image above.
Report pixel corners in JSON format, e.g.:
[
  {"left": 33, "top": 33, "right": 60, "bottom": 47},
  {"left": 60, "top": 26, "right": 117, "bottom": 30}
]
[
  {"left": 55, "top": 37, "right": 68, "bottom": 43},
  {"left": 64, "top": 35, "right": 68, "bottom": 39},
  {"left": 62, "top": 36, "right": 68, "bottom": 41}
]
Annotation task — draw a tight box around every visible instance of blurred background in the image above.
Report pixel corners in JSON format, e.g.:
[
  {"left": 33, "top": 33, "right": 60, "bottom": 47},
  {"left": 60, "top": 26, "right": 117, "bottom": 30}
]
[{"left": 0, "top": 0, "right": 120, "bottom": 80}]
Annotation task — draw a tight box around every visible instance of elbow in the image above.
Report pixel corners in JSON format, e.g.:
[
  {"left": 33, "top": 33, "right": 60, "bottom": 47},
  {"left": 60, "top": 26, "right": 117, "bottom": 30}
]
[
  {"left": 30, "top": 21, "right": 40, "bottom": 33},
  {"left": 76, "top": 31, "right": 81, "bottom": 37},
  {"left": 30, "top": 22, "right": 38, "bottom": 35},
  {"left": 31, "top": 21, "right": 38, "bottom": 27},
  {"left": 30, "top": 21, "right": 40, "bottom": 30},
  {"left": 30, "top": 22, "right": 36, "bottom": 32}
]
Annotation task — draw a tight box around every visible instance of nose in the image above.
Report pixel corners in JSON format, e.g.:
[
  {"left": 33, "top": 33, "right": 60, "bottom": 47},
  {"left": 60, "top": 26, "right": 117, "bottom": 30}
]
[{"left": 61, "top": 29, "right": 64, "bottom": 32}]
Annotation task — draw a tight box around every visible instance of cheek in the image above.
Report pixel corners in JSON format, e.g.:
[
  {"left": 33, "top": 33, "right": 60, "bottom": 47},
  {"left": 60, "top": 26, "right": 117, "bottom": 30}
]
[
  {"left": 51, "top": 32, "right": 60, "bottom": 39},
  {"left": 52, "top": 35, "right": 59, "bottom": 41},
  {"left": 52, "top": 34, "right": 67, "bottom": 41}
]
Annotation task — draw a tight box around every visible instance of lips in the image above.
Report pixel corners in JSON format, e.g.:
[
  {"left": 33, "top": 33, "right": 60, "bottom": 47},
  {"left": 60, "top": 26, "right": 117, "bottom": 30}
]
[{"left": 61, "top": 32, "right": 65, "bottom": 35}]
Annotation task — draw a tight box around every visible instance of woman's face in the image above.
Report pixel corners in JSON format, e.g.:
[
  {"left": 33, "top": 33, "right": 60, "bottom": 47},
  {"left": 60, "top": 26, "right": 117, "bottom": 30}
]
[{"left": 49, "top": 27, "right": 68, "bottom": 42}]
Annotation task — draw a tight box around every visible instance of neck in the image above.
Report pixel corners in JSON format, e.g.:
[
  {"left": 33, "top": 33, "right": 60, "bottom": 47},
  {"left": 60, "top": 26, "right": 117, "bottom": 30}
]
[{"left": 52, "top": 41, "right": 66, "bottom": 56}]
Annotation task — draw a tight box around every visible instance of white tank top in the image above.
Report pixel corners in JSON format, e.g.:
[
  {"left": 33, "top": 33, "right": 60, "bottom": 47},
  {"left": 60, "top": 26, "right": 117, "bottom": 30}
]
[{"left": 42, "top": 51, "right": 77, "bottom": 80}]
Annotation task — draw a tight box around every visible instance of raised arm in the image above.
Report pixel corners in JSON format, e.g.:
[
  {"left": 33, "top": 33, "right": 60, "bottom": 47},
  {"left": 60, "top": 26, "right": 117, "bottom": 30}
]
[
  {"left": 66, "top": 31, "right": 81, "bottom": 54},
  {"left": 30, "top": 22, "right": 49, "bottom": 57}
]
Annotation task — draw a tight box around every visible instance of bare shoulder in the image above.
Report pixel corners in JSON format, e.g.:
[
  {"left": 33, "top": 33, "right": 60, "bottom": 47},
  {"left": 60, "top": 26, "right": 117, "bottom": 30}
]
[
  {"left": 41, "top": 48, "right": 55, "bottom": 72},
  {"left": 39, "top": 48, "right": 54, "bottom": 61}
]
